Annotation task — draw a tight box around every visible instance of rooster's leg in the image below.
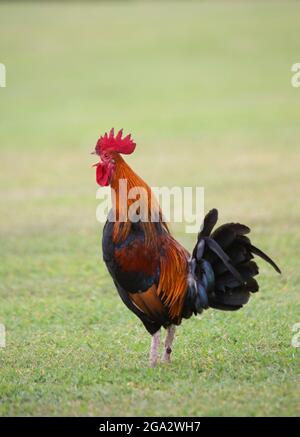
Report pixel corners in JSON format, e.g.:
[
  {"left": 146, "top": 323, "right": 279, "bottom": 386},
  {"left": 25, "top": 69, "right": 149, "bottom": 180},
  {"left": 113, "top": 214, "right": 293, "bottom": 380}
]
[
  {"left": 161, "top": 325, "right": 176, "bottom": 363},
  {"left": 149, "top": 329, "right": 161, "bottom": 367}
]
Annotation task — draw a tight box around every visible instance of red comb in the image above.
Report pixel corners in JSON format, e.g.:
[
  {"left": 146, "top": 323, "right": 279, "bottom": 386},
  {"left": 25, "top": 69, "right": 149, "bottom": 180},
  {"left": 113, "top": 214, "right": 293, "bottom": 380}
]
[{"left": 95, "top": 128, "right": 136, "bottom": 156}]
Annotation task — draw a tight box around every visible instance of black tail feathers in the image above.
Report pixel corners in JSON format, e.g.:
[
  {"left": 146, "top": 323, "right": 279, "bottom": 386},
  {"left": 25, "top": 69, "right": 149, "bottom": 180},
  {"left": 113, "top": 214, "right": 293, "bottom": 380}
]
[{"left": 185, "top": 209, "right": 281, "bottom": 315}]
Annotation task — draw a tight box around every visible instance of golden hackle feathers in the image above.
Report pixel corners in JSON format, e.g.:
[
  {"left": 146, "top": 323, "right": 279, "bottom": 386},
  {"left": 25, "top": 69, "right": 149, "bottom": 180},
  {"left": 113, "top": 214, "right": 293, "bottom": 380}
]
[
  {"left": 157, "top": 236, "right": 189, "bottom": 320},
  {"left": 111, "top": 153, "right": 189, "bottom": 321}
]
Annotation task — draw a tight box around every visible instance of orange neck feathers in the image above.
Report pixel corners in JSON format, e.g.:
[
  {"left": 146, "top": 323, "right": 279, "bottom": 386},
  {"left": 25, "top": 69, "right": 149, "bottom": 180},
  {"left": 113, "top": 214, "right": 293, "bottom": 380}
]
[
  {"left": 110, "top": 153, "right": 189, "bottom": 322},
  {"left": 110, "top": 154, "right": 169, "bottom": 247}
]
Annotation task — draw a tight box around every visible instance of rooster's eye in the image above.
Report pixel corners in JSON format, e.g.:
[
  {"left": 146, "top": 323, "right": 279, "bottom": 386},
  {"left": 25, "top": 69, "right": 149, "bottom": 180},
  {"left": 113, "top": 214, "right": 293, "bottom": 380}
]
[{"left": 102, "top": 152, "right": 110, "bottom": 161}]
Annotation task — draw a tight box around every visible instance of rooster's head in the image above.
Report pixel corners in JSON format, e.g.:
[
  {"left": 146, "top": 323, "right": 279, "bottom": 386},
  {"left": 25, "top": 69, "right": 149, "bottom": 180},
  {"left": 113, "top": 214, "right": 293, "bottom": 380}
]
[{"left": 93, "top": 128, "right": 136, "bottom": 186}]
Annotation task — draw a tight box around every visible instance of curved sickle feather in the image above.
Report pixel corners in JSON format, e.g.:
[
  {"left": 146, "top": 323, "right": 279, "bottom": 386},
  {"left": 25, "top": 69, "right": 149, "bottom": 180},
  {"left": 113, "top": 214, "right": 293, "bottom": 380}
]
[
  {"left": 198, "top": 208, "right": 218, "bottom": 239},
  {"left": 249, "top": 244, "right": 281, "bottom": 274}
]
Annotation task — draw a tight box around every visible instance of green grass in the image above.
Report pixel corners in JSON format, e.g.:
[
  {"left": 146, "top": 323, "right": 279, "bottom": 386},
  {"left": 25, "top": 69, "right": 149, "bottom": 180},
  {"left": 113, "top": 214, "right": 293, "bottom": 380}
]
[{"left": 0, "top": 1, "right": 299, "bottom": 416}]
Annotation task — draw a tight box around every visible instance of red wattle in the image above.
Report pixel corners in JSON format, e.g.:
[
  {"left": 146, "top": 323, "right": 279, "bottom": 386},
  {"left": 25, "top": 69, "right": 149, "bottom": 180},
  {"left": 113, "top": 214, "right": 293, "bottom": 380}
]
[{"left": 96, "top": 162, "right": 112, "bottom": 186}]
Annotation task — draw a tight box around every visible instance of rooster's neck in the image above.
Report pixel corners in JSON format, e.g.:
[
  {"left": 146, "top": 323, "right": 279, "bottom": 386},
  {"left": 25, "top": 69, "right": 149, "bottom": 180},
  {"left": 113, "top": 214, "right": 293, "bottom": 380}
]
[
  {"left": 111, "top": 154, "right": 151, "bottom": 195},
  {"left": 110, "top": 155, "right": 168, "bottom": 245}
]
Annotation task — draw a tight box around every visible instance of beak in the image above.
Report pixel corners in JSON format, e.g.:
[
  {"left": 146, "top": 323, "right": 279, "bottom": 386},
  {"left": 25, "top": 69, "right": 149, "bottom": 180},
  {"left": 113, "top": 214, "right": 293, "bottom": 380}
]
[{"left": 91, "top": 149, "right": 99, "bottom": 167}]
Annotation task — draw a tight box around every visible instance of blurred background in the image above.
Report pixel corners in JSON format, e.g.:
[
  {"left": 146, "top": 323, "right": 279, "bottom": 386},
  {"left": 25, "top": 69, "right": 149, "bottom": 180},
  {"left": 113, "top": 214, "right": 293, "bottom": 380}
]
[{"left": 0, "top": 1, "right": 299, "bottom": 416}]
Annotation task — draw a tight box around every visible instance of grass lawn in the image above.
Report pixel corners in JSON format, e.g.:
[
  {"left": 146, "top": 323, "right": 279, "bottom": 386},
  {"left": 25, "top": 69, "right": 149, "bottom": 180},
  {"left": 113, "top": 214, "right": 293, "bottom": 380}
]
[{"left": 0, "top": 1, "right": 299, "bottom": 416}]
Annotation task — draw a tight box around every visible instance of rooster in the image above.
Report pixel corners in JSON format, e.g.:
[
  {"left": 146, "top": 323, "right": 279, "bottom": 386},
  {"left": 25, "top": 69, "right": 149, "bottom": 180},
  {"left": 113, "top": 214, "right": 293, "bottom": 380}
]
[{"left": 93, "top": 128, "right": 281, "bottom": 367}]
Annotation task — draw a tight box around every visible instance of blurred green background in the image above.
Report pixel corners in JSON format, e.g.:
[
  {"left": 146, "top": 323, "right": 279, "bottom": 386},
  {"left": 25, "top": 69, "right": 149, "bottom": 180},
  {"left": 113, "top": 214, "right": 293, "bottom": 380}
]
[{"left": 0, "top": 1, "right": 299, "bottom": 416}]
